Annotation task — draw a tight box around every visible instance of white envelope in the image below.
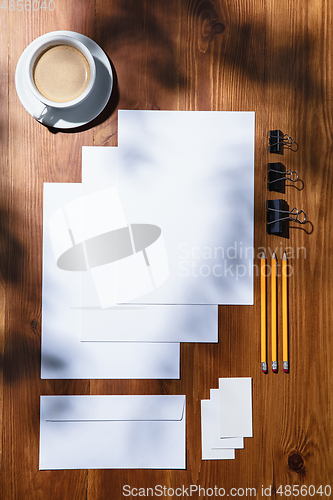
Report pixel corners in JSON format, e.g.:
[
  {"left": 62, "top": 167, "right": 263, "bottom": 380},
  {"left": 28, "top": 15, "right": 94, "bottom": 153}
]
[
  {"left": 40, "top": 395, "right": 186, "bottom": 470},
  {"left": 42, "top": 183, "right": 180, "bottom": 379},
  {"left": 201, "top": 400, "right": 235, "bottom": 460}
]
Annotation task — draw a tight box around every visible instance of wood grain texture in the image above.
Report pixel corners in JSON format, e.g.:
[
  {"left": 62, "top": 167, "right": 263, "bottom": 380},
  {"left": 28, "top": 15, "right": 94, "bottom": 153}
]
[
  {"left": 1, "top": 0, "right": 333, "bottom": 498},
  {"left": 260, "top": 0, "right": 333, "bottom": 493},
  {"left": 0, "top": 0, "right": 9, "bottom": 471},
  {"left": 1, "top": 1, "right": 95, "bottom": 499}
]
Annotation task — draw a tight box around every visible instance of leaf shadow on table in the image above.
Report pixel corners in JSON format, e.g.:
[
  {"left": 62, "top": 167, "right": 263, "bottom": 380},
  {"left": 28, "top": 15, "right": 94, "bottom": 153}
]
[
  {"left": 196, "top": 9, "right": 320, "bottom": 103},
  {"left": 0, "top": 202, "right": 25, "bottom": 287},
  {"left": 213, "top": 16, "right": 322, "bottom": 176},
  {"left": 94, "top": 0, "right": 189, "bottom": 100},
  {"left": 0, "top": 204, "right": 36, "bottom": 385},
  {"left": 0, "top": 195, "right": 67, "bottom": 386},
  {"left": 45, "top": 0, "right": 188, "bottom": 136}
]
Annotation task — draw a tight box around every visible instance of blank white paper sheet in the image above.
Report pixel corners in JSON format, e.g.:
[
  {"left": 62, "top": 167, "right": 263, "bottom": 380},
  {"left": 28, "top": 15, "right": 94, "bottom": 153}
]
[
  {"left": 117, "top": 110, "right": 255, "bottom": 305},
  {"left": 209, "top": 390, "right": 244, "bottom": 449},
  {"left": 201, "top": 400, "right": 235, "bottom": 460},
  {"left": 80, "top": 145, "right": 218, "bottom": 342},
  {"left": 218, "top": 377, "right": 253, "bottom": 438},
  {"left": 41, "top": 182, "right": 180, "bottom": 379}
]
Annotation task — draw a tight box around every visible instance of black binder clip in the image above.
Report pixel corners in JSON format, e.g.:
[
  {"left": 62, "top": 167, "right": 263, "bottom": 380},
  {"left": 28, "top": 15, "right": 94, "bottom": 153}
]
[
  {"left": 268, "top": 163, "right": 299, "bottom": 193},
  {"left": 269, "top": 130, "right": 295, "bottom": 154},
  {"left": 266, "top": 199, "right": 306, "bottom": 237}
]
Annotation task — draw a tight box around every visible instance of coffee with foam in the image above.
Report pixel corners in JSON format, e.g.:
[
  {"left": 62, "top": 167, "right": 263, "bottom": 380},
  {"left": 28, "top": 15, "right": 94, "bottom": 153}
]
[{"left": 33, "top": 44, "right": 91, "bottom": 103}]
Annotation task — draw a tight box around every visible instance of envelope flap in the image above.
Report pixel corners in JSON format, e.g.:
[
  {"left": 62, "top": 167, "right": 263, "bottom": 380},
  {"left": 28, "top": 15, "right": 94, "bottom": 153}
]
[{"left": 41, "top": 395, "right": 185, "bottom": 422}]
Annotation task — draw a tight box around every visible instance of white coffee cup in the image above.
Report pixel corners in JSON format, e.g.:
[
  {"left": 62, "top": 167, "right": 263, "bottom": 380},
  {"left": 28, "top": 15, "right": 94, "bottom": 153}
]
[{"left": 26, "top": 34, "right": 96, "bottom": 120}]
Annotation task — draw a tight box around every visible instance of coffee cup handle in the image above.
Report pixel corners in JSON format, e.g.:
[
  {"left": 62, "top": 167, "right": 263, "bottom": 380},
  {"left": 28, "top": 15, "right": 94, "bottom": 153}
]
[{"left": 32, "top": 102, "right": 50, "bottom": 121}]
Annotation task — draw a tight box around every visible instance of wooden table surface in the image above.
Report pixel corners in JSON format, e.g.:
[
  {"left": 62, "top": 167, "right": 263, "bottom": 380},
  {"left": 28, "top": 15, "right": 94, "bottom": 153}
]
[{"left": 1, "top": 1, "right": 332, "bottom": 498}]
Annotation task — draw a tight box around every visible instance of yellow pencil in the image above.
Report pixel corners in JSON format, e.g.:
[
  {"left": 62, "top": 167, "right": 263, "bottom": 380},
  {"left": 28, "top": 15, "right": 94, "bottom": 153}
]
[
  {"left": 282, "top": 251, "right": 289, "bottom": 372},
  {"left": 271, "top": 252, "right": 278, "bottom": 372},
  {"left": 261, "top": 252, "right": 267, "bottom": 373}
]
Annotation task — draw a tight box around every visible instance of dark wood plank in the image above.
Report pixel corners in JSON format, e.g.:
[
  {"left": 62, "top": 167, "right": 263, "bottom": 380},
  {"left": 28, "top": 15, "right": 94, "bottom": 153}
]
[
  {"left": 0, "top": 0, "right": 9, "bottom": 473},
  {"left": 260, "top": 0, "right": 333, "bottom": 493},
  {"left": 1, "top": 1, "right": 95, "bottom": 499}
]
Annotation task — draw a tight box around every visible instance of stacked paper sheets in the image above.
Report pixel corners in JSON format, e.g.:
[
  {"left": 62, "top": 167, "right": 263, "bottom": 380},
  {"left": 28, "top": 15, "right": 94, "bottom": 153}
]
[
  {"left": 41, "top": 110, "right": 255, "bottom": 380},
  {"left": 201, "top": 378, "right": 253, "bottom": 460}
]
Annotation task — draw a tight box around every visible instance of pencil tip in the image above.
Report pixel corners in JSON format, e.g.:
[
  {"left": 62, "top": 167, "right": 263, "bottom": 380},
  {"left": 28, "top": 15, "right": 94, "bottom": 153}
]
[
  {"left": 283, "top": 251, "right": 287, "bottom": 260},
  {"left": 272, "top": 252, "right": 277, "bottom": 260},
  {"left": 260, "top": 251, "right": 266, "bottom": 259}
]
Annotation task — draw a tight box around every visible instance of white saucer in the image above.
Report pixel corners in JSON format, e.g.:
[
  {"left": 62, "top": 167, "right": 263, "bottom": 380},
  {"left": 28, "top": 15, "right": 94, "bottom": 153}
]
[{"left": 15, "top": 31, "right": 113, "bottom": 129}]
